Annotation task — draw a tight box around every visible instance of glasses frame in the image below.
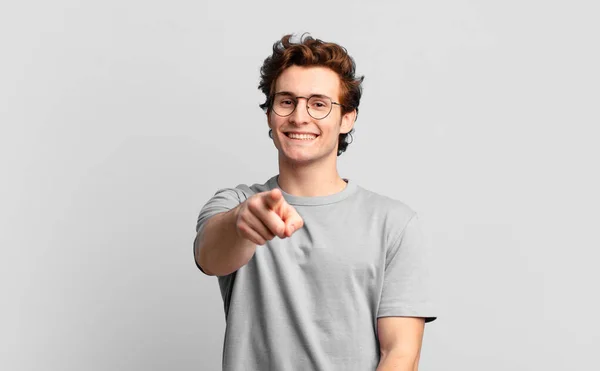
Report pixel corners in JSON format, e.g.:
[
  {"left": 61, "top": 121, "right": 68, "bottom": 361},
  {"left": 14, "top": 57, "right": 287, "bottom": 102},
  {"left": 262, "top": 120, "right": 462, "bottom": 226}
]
[{"left": 270, "top": 92, "right": 346, "bottom": 120}]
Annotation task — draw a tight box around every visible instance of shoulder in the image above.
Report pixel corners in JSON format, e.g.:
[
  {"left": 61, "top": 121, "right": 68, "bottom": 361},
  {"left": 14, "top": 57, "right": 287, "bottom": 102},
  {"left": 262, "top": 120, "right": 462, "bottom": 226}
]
[
  {"left": 353, "top": 185, "right": 417, "bottom": 243},
  {"left": 355, "top": 185, "right": 416, "bottom": 220},
  {"left": 197, "top": 177, "right": 273, "bottom": 229},
  {"left": 214, "top": 176, "right": 274, "bottom": 203}
]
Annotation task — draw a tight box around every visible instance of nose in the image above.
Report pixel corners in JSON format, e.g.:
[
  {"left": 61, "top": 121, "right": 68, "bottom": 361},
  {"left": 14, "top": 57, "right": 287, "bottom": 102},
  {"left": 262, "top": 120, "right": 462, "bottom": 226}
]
[{"left": 289, "top": 97, "right": 312, "bottom": 125}]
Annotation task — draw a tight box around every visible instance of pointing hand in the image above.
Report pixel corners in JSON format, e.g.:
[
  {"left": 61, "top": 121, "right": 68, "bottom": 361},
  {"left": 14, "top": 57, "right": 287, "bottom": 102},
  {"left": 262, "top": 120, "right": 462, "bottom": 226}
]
[{"left": 234, "top": 188, "right": 304, "bottom": 245}]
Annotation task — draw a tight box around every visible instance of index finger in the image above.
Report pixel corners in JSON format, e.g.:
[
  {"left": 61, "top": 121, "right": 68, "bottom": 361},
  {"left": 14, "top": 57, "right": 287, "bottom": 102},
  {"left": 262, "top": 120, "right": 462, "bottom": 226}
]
[{"left": 262, "top": 188, "right": 285, "bottom": 211}]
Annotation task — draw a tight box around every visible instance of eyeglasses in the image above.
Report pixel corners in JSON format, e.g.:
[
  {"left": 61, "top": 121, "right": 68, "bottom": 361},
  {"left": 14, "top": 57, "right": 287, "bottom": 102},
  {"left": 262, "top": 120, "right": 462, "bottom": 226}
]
[{"left": 271, "top": 92, "right": 345, "bottom": 120}]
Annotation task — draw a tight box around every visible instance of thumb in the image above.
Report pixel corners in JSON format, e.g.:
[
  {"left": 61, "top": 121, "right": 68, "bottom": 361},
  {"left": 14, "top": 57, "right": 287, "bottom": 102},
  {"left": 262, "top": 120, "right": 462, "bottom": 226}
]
[{"left": 283, "top": 209, "right": 304, "bottom": 238}]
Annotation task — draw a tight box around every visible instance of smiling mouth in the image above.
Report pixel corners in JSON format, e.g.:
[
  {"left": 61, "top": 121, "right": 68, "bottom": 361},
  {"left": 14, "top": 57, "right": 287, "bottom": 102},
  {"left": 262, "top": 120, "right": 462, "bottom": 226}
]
[{"left": 285, "top": 133, "right": 319, "bottom": 140}]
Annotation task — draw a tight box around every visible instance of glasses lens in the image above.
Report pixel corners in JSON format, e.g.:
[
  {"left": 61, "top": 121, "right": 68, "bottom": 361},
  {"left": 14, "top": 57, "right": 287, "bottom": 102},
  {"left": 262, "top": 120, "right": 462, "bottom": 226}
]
[
  {"left": 307, "top": 96, "right": 332, "bottom": 119},
  {"left": 272, "top": 95, "right": 295, "bottom": 117}
]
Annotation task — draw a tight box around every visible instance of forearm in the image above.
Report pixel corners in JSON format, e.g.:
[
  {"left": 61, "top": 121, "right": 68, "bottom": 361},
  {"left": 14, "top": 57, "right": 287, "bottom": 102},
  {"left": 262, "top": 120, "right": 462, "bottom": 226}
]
[{"left": 195, "top": 206, "right": 257, "bottom": 276}]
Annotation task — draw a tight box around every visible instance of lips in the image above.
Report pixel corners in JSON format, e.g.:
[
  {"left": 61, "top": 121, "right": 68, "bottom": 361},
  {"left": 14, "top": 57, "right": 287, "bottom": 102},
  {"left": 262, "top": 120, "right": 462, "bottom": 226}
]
[
  {"left": 284, "top": 131, "right": 319, "bottom": 136},
  {"left": 285, "top": 132, "right": 319, "bottom": 140}
]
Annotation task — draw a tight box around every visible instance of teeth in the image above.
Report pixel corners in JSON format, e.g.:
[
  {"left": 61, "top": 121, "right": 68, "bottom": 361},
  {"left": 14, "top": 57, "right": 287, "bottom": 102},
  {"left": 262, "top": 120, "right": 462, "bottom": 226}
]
[{"left": 287, "top": 133, "right": 317, "bottom": 140}]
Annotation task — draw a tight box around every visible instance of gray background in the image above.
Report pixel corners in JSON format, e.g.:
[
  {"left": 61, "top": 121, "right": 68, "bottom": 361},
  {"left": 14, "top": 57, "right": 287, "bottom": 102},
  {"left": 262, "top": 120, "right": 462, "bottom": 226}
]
[{"left": 2, "top": 0, "right": 599, "bottom": 370}]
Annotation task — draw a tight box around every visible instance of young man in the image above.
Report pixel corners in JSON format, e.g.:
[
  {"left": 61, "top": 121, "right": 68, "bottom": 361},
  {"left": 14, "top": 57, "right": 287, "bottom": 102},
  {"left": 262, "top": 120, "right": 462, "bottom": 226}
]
[{"left": 194, "top": 34, "right": 436, "bottom": 371}]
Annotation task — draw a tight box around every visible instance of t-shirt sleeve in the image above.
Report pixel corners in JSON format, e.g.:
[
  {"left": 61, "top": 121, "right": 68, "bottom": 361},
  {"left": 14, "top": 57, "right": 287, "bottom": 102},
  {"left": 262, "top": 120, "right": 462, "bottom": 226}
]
[
  {"left": 377, "top": 213, "right": 437, "bottom": 323},
  {"left": 193, "top": 187, "right": 246, "bottom": 275}
]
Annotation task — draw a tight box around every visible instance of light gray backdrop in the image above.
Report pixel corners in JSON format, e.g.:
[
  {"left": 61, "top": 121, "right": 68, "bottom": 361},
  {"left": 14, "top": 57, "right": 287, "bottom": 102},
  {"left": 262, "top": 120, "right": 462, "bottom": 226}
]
[{"left": 2, "top": 0, "right": 599, "bottom": 370}]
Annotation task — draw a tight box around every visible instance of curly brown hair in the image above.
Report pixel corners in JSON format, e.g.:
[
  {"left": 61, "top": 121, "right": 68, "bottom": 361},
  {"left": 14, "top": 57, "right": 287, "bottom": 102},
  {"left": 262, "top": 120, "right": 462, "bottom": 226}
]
[{"left": 258, "top": 33, "right": 364, "bottom": 156}]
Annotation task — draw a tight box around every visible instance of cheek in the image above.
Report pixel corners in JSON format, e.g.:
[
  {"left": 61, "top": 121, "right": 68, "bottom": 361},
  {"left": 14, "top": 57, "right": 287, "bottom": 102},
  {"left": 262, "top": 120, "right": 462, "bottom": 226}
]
[
  {"left": 322, "top": 119, "right": 343, "bottom": 137},
  {"left": 269, "top": 113, "right": 286, "bottom": 129}
]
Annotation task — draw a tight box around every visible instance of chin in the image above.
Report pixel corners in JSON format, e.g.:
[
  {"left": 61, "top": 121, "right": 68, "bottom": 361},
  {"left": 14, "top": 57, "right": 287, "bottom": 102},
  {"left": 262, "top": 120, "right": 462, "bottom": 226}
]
[
  {"left": 283, "top": 155, "right": 315, "bottom": 165},
  {"left": 281, "top": 149, "right": 335, "bottom": 166},
  {"left": 275, "top": 142, "right": 336, "bottom": 165}
]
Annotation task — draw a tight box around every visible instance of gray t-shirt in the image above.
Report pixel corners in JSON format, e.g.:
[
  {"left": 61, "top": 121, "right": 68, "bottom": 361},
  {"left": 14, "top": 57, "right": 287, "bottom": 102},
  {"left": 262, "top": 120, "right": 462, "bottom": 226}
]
[{"left": 194, "top": 175, "right": 436, "bottom": 371}]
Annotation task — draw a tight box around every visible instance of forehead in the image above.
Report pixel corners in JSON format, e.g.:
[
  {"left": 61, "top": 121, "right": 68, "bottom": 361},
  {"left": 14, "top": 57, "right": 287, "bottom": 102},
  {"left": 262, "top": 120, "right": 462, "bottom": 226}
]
[{"left": 275, "top": 65, "right": 341, "bottom": 99}]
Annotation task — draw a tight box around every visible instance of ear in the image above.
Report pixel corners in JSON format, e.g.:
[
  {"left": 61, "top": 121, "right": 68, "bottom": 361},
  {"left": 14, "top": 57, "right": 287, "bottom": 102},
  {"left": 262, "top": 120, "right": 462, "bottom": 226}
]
[{"left": 339, "top": 109, "right": 357, "bottom": 134}]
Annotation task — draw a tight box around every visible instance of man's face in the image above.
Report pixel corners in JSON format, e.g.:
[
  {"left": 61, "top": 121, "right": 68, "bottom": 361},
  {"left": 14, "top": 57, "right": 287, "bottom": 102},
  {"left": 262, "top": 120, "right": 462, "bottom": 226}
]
[{"left": 268, "top": 65, "right": 355, "bottom": 166}]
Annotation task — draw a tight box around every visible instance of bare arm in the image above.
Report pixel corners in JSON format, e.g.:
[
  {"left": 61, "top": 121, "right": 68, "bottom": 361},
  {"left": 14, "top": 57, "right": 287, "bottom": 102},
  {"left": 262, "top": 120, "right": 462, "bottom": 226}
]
[
  {"left": 194, "top": 206, "right": 257, "bottom": 276},
  {"left": 194, "top": 188, "right": 304, "bottom": 277},
  {"left": 376, "top": 317, "right": 425, "bottom": 371}
]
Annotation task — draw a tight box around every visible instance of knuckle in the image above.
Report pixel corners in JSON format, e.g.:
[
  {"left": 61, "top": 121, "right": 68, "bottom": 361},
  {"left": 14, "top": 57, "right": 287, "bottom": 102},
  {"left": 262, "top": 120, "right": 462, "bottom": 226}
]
[
  {"left": 277, "top": 225, "right": 286, "bottom": 236},
  {"left": 269, "top": 220, "right": 283, "bottom": 235},
  {"left": 267, "top": 225, "right": 279, "bottom": 238},
  {"left": 236, "top": 222, "right": 247, "bottom": 234},
  {"left": 237, "top": 206, "right": 249, "bottom": 221},
  {"left": 247, "top": 199, "right": 261, "bottom": 212}
]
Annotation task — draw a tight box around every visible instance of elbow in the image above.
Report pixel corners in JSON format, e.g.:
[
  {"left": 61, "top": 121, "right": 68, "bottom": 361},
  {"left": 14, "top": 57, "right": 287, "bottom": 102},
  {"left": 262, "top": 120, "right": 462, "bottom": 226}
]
[
  {"left": 194, "top": 233, "right": 216, "bottom": 276},
  {"left": 378, "top": 344, "right": 421, "bottom": 371},
  {"left": 377, "top": 351, "right": 419, "bottom": 371},
  {"left": 196, "top": 256, "right": 216, "bottom": 276}
]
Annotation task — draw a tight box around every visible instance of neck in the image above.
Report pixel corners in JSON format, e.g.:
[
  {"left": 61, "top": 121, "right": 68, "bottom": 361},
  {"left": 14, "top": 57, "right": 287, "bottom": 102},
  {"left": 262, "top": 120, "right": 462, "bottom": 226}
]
[{"left": 277, "top": 155, "right": 347, "bottom": 197}]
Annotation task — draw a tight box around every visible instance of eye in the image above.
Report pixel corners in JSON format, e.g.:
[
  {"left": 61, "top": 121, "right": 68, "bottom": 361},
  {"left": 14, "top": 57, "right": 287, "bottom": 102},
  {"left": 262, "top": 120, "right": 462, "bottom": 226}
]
[
  {"left": 310, "top": 100, "right": 328, "bottom": 109},
  {"left": 280, "top": 99, "right": 294, "bottom": 106}
]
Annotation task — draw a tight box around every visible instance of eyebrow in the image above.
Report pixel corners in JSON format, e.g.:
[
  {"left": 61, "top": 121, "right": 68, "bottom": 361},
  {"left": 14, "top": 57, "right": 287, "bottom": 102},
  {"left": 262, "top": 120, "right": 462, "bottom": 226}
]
[{"left": 274, "top": 91, "right": 333, "bottom": 100}]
